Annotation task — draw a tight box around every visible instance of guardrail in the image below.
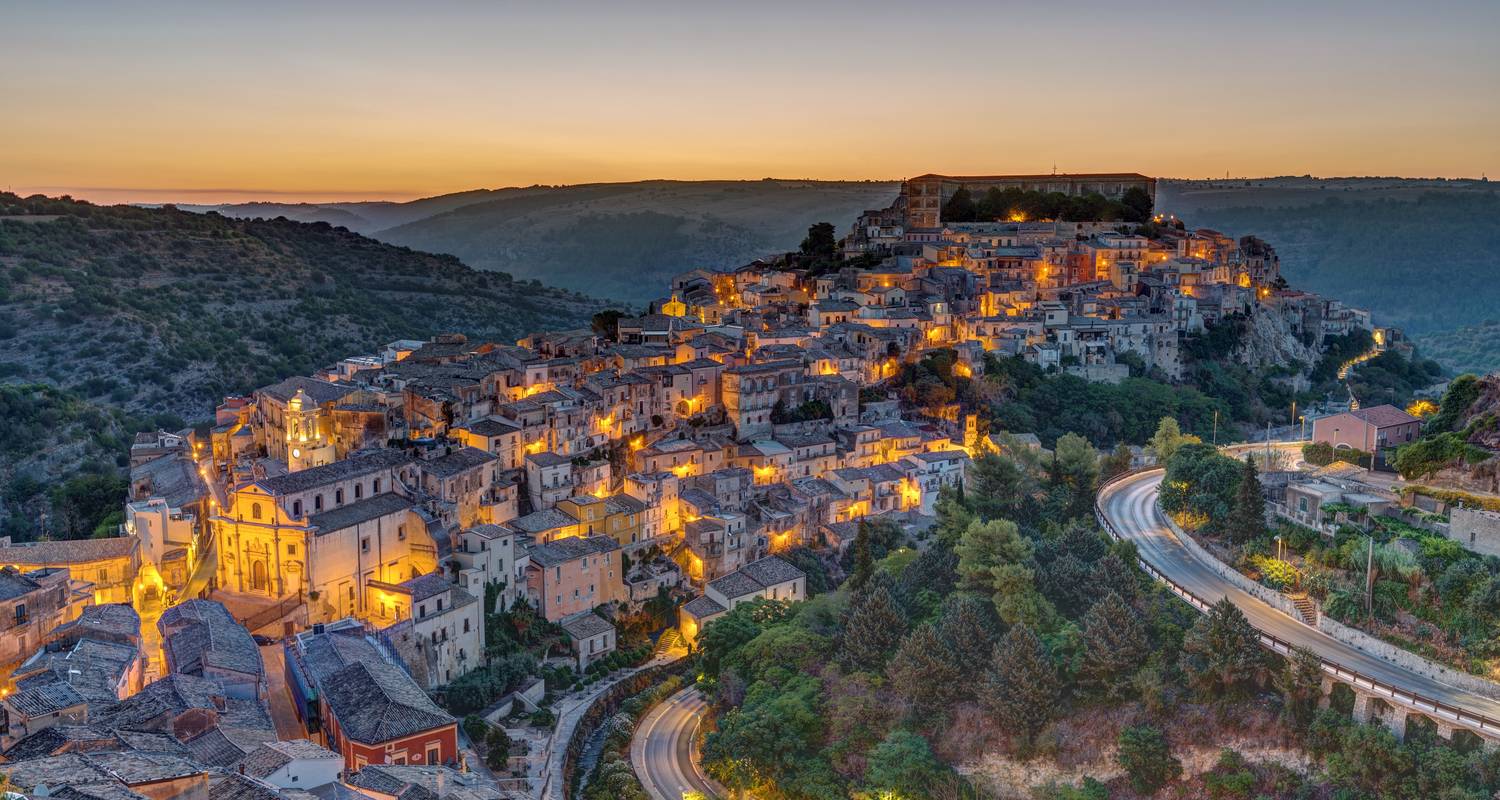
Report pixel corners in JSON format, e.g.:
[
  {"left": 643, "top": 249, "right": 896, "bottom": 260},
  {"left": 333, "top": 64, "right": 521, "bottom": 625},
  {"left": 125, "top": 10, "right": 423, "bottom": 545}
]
[{"left": 1095, "top": 467, "right": 1500, "bottom": 740}]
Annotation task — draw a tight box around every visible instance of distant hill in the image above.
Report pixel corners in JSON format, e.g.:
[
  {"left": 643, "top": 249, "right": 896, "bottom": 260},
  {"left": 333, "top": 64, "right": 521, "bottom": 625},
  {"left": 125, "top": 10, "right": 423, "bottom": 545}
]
[
  {"left": 1414, "top": 321, "right": 1500, "bottom": 377},
  {"left": 1158, "top": 178, "right": 1500, "bottom": 372},
  {"left": 0, "top": 193, "right": 610, "bottom": 536},
  {"left": 202, "top": 180, "right": 900, "bottom": 301}
]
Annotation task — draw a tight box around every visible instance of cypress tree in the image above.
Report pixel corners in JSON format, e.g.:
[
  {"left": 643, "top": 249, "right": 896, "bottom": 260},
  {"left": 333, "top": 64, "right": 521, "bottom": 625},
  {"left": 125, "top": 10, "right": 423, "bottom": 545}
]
[
  {"left": 850, "top": 519, "right": 874, "bottom": 592},
  {"left": 1227, "top": 456, "right": 1266, "bottom": 545}
]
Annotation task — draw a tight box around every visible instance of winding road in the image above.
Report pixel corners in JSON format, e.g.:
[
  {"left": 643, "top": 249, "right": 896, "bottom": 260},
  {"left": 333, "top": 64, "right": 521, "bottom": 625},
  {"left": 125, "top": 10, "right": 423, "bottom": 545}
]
[
  {"left": 1099, "top": 457, "right": 1500, "bottom": 735},
  {"left": 631, "top": 687, "right": 724, "bottom": 800}
]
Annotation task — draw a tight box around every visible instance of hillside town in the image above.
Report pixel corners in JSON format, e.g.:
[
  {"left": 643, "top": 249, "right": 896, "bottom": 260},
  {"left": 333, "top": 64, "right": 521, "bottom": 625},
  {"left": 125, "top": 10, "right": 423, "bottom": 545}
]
[{"left": 0, "top": 173, "right": 1400, "bottom": 800}]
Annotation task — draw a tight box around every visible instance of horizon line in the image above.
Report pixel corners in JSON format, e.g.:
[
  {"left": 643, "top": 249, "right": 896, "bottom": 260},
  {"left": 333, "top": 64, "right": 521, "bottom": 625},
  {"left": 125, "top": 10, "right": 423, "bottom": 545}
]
[{"left": 10, "top": 172, "right": 1493, "bottom": 207}]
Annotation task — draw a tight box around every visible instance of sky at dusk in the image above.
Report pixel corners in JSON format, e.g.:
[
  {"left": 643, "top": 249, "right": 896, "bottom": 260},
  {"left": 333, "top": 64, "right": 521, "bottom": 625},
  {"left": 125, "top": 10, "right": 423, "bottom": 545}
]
[{"left": 4, "top": 0, "right": 1498, "bottom": 205}]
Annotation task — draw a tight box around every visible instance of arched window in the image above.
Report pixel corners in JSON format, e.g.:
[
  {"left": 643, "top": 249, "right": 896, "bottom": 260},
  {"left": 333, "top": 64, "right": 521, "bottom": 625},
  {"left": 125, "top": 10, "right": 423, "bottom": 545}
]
[
  {"left": 250, "top": 503, "right": 262, "bottom": 520},
  {"left": 335, "top": 488, "right": 345, "bottom": 505}
]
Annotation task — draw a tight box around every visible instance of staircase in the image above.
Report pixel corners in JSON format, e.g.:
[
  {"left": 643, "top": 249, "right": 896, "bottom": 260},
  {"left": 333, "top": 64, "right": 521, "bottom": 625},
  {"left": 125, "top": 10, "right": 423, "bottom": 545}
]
[
  {"left": 1290, "top": 594, "right": 1319, "bottom": 626},
  {"left": 653, "top": 628, "right": 686, "bottom": 659}
]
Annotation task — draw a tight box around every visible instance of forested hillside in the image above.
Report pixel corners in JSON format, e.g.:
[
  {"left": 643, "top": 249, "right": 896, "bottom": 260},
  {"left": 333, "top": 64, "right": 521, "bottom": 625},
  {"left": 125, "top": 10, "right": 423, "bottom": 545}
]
[
  {"left": 206, "top": 180, "right": 899, "bottom": 301},
  {"left": 0, "top": 192, "right": 608, "bottom": 540}
]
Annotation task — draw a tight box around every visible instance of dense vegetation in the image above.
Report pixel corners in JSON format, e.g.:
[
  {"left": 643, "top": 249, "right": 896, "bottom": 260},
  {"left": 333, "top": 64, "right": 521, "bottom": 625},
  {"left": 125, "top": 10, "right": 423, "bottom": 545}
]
[
  {"left": 892, "top": 349, "right": 1230, "bottom": 448},
  {"left": 1416, "top": 320, "right": 1500, "bottom": 377},
  {"left": 692, "top": 422, "right": 1500, "bottom": 798},
  {"left": 0, "top": 192, "right": 607, "bottom": 540},
  {"left": 939, "top": 186, "right": 1154, "bottom": 224}
]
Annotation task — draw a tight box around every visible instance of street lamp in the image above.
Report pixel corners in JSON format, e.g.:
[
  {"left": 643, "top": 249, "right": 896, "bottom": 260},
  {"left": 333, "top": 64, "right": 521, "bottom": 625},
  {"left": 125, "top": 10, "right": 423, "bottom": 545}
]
[{"left": 1274, "top": 534, "right": 1284, "bottom": 562}]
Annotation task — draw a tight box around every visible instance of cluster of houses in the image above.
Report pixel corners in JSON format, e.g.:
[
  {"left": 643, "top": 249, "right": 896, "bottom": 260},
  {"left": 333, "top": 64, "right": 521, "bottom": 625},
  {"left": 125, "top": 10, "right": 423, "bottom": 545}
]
[
  {"left": 0, "top": 171, "right": 1415, "bottom": 799},
  {"left": 0, "top": 590, "right": 512, "bottom": 800}
]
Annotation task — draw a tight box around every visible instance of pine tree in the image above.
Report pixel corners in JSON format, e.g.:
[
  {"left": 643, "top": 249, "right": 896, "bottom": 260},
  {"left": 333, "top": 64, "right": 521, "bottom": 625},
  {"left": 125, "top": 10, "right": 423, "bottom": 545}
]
[
  {"left": 1274, "top": 645, "right": 1325, "bottom": 729},
  {"left": 936, "top": 593, "right": 1000, "bottom": 672},
  {"left": 850, "top": 520, "right": 874, "bottom": 592},
  {"left": 955, "top": 518, "right": 1030, "bottom": 592},
  {"left": 1117, "top": 725, "right": 1181, "bottom": 794},
  {"left": 981, "top": 623, "right": 1059, "bottom": 746},
  {"left": 1227, "top": 456, "right": 1266, "bottom": 545},
  {"left": 1179, "top": 598, "right": 1265, "bottom": 703},
  {"left": 841, "top": 584, "right": 908, "bottom": 671},
  {"left": 1080, "top": 592, "right": 1149, "bottom": 698},
  {"left": 887, "top": 623, "right": 964, "bottom": 710}
]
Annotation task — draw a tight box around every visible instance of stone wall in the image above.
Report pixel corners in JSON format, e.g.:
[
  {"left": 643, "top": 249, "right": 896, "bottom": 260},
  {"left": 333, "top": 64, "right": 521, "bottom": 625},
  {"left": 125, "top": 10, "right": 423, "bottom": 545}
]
[
  {"left": 1315, "top": 614, "right": 1500, "bottom": 702},
  {"left": 1450, "top": 506, "right": 1500, "bottom": 559}
]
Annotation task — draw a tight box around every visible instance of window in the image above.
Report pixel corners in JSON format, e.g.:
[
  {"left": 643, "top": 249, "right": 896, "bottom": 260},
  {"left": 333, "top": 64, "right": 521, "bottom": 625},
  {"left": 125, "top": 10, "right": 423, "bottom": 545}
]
[
  {"left": 250, "top": 503, "right": 262, "bottom": 520},
  {"left": 373, "top": 478, "right": 382, "bottom": 493},
  {"left": 314, "top": 495, "right": 323, "bottom": 511},
  {"left": 354, "top": 483, "right": 363, "bottom": 500},
  {"left": 361, "top": 537, "right": 370, "bottom": 553},
  {"left": 98, "top": 569, "right": 108, "bottom": 583},
  {"left": 419, "top": 603, "right": 426, "bottom": 618},
  {"left": 426, "top": 743, "right": 441, "bottom": 765},
  {"left": 463, "top": 618, "right": 470, "bottom": 633},
  {"left": 287, "top": 544, "right": 296, "bottom": 556},
  {"left": 398, "top": 525, "right": 406, "bottom": 541},
  {"left": 436, "top": 598, "right": 444, "bottom": 612},
  {"left": 293, "top": 500, "right": 302, "bottom": 517},
  {"left": 335, "top": 488, "right": 345, "bottom": 505}
]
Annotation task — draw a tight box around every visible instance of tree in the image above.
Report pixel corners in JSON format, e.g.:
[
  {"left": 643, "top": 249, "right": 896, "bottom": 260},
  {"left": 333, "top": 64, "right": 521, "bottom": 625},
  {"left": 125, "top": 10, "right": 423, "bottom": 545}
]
[
  {"left": 955, "top": 518, "right": 1030, "bottom": 592},
  {"left": 1121, "top": 186, "right": 1154, "bottom": 223},
  {"left": 590, "top": 309, "right": 626, "bottom": 340},
  {"left": 1100, "top": 441, "right": 1134, "bottom": 481},
  {"left": 462, "top": 714, "right": 487, "bottom": 743},
  {"left": 1148, "top": 416, "right": 1199, "bottom": 464},
  {"left": 935, "top": 593, "right": 1000, "bottom": 672},
  {"left": 1324, "top": 722, "right": 1413, "bottom": 796},
  {"left": 941, "top": 188, "right": 977, "bottom": 222},
  {"left": 862, "top": 730, "right": 951, "bottom": 798},
  {"left": 981, "top": 623, "right": 1059, "bottom": 746},
  {"left": 799, "top": 222, "right": 837, "bottom": 261},
  {"left": 840, "top": 584, "right": 908, "bottom": 671},
  {"left": 1080, "top": 592, "right": 1149, "bottom": 698},
  {"left": 1274, "top": 646, "right": 1325, "bottom": 730},
  {"left": 1052, "top": 432, "right": 1100, "bottom": 516},
  {"left": 1116, "top": 725, "right": 1181, "bottom": 795},
  {"left": 967, "top": 452, "right": 1034, "bottom": 522},
  {"left": 849, "top": 520, "right": 875, "bottom": 593},
  {"left": 1179, "top": 598, "right": 1264, "bottom": 703},
  {"left": 485, "top": 726, "right": 512, "bottom": 772},
  {"left": 887, "top": 623, "right": 964, "bottom": 711},
  {"left": 1226, "top": 457, "right": 1266, "bottom": 545}
]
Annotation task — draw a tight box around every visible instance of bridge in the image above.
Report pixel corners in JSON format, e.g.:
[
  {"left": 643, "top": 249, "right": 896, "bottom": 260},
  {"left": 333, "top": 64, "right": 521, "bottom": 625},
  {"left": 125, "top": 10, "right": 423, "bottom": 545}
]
[{"left": 1098, "top": 453, "right": 1500, "bottom": 746}]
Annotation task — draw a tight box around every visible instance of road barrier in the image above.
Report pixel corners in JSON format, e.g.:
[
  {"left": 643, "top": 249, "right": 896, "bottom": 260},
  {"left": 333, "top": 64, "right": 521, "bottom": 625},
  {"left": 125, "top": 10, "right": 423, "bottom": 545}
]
[{"left": 1096, "top": 468, "right": 1500, "bottom": 740}]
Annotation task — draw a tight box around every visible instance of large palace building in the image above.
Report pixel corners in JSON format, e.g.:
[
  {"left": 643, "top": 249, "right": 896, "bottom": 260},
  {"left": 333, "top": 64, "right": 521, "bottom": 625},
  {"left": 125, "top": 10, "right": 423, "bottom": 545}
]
[{"left": 902, "top": 172, "right": 1157, "bottom": 228}]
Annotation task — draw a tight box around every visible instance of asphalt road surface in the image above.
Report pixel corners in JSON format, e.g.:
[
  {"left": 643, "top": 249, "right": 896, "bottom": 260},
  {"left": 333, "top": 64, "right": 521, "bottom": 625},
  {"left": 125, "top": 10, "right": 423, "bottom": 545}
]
[
  {"left": 631, "top": 686, "right": 723, "bottom": 800},
  {"left": 1099, "top": 463, "right": 1500, "bottom": 731}
]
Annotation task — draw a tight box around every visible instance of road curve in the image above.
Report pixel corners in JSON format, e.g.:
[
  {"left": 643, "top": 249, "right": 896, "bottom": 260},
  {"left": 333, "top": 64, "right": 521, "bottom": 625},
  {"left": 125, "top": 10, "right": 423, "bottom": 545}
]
[
  {"left": 1099, "top": 463, "right": 1500, "bottom": 730},
  {"left": 631, "top": 686, "right": 723, "bottom": 800}
]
